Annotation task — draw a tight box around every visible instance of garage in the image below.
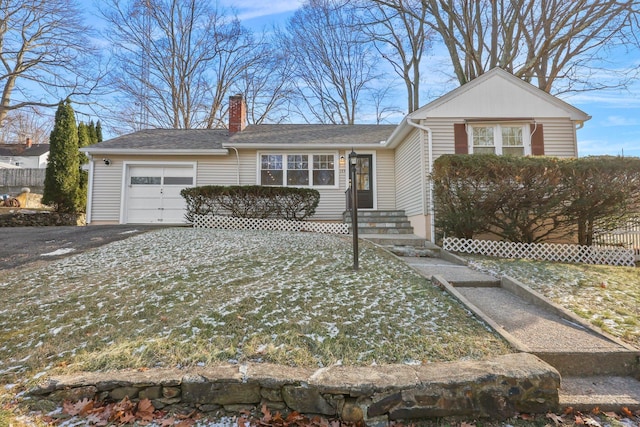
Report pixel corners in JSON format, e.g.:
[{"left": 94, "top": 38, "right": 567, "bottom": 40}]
[{"left": 124, "top": 164, "right": 195, "bottom": 224}]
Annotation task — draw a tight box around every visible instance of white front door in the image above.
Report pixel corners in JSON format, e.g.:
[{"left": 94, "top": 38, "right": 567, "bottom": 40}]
[{"left": 126, "top": 165, "right": 194, "bottom": 224}]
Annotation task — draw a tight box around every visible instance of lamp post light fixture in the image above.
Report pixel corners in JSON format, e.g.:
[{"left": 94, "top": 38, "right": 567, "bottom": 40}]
[{"left": 349, "top": 150, "right": 359, "bottom": 271}]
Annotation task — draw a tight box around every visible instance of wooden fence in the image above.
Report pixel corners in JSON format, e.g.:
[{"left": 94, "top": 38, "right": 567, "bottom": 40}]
[
  {"left": 594, "top": 216, "right": 640, "bottom": 261},
  {"left": 0, "top": 168, "right": 46, "bottom": 188}
]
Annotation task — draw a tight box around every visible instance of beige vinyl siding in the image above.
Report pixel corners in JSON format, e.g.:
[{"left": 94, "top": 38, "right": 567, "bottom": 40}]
[
  {"left": 235, "top": 149, "right": 258, "bottom": 185},
  {"left": 90, "top": 158, "right": 124, "bottom": 222},
  {"left": 395, "top": 128, "right": 423, "bottom": 217},
  {"left": 423, "top": 117, "right": 577, "bottom": 159},
  {"left": 423, "top": 118, "right": 458, "bottom": 159},
  {"left": 539, "top": 118, "right": 578, "bottom": 157},
  {"left": 375, "top": 149, "right": 396, "bottom": 210},
  {"left": 236, "top": 149, "right": 347, "bottom": 221},
  {"left": 197, "top": 154, "right": 243, "bottom": 185},
  {"left": 89, "top": 154, "right": 231, "bottom": 224}
]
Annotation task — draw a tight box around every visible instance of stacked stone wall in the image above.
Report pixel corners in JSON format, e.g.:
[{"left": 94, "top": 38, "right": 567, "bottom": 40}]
[
  {"left": 30, "top": 354, "right": 560, "bottom": 424},
  {"left": 0, "top": 211, "right": 85, "bottom": 227}
]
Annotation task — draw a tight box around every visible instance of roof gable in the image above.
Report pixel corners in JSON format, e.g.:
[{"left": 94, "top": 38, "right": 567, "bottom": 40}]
[{"left": 410, "top": 68, "right": 590, "bottom": 121}]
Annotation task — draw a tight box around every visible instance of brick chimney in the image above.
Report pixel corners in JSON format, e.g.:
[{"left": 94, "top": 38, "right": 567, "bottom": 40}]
[
  {"left": 228, "top": 94, "right": 246, "bottom": 134},
  {"left": 26, "top": 137, "right": 32, "bottom": 148}
]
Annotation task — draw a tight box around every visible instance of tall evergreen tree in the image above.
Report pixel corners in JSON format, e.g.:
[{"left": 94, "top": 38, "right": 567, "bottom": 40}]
[
  {"left": 96, "top": 120, "right": 103, "bottom": 142},
  {"left": 77, "top": 122, "right": 90, "bottom": 212},
  {"left": 43, "top": 100, "right": 80, "bottom": 213},
  {"left": 88, "top": 120, "right": 98, "bottom": 144}
]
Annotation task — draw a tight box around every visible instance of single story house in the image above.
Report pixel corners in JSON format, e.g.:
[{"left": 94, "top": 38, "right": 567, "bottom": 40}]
[
  {"left": 0, "top": 139, "right": 50, "bottom": 169},
  {"left": 81, "top": 68, "right": 590, "bottom": 241}
]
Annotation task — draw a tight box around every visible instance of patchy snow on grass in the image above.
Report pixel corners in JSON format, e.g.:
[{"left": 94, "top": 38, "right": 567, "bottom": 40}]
[
  {"left": 41, "top": 248, "right": 75, "bottom": 257},
  {"left": 0, "top": 228, "right": 509, "bottom": 384},
  {"left": 466, "top": 255, "right": 640, "bottom": 348}
]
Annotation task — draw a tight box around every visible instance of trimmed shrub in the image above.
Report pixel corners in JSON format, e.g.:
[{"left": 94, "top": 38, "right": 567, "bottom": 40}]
[
  {"left": 180, "top": 185, "right": 320, "bottom": 222},
  {"left": 434, "top": 154, "right": 567, "bottom": 243},
  {"left": 561, "top": 156, "right": 640, "bottom": 245},
  {"left": 433, "top": 154, "right": 640, "bottom": 244}
]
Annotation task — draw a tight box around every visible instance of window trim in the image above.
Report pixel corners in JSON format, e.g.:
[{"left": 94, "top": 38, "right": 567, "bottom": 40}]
[
  {"left": 467, "top": 123, "right": 531, "bottom": 156},
  {"left": 257, "top": 151, "right": 339, "bottom": 189}
]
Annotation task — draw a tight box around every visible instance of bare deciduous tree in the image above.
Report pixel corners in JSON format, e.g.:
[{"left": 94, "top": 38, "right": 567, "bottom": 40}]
[
  {"left": 0, "top": 108, "right": 52, "bottom": 144},
  {"left": 366, "top": 0, "right": 640, "bottom": 94},
  {"left": 236, "top": 41, "right": 297, "bottom": 125},
  {"left": 357, "top": 0, "right": 431, "bottom": 113},
  {"left": 0, "top": 0, "right": 99, "bottom": 125},
  {"left": 100, "top": 0, "right": 261, "bottom": 130},
  {"left": 281, "top": 0, "right": 380, "bottom": 124}
]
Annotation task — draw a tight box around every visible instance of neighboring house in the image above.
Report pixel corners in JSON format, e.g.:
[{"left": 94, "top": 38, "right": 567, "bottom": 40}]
[
  {"left": 0, "top": 139, "right": 50, "bottom": 169},
  {"left": 0, "top": 162, "right": 20, "bottom": 169},
  {"left": 81, "top": 68, "right": 590, "bottom": 241}
]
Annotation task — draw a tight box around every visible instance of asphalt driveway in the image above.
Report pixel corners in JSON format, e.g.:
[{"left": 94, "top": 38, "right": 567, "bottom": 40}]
[{"left": 0, "top": 225, "right": 168, "bottom": 270}]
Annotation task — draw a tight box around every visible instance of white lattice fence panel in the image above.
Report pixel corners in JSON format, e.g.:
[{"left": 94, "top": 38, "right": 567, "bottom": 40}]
[
  {"left": 442, "top": 237, "right": 635, "bottom": 267},
  {"left": 192, "top": 215, "right": 349, "bottom": 235}
]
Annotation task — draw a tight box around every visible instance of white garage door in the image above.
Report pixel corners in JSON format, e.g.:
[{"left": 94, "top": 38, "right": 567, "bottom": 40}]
[{"left": 125, "top": 165, "right": 194, "bottom": 224}]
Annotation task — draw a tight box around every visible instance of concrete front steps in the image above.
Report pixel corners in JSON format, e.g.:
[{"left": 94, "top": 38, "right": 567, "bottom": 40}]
[
  {"left": 393, "top": 248, "right": 640, "bottom": 411},
  {"left": 428, "top": 259, "right": 640, "bottom": 412},
  {"left": 343, "top": 210, "right": 414, "bottom": 235}
]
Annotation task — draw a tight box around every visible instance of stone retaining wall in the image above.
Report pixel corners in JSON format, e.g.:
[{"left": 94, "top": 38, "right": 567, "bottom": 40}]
[
  {"left": 30, "top": 353, "right": 560, "bottom": 424},
  {"left": 0, "top": 211, "right": 85, "bottom": 227}
]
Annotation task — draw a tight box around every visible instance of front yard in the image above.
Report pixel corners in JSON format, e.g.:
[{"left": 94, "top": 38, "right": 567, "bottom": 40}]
[{"left": 0, "top": 228, "right": 510, "bottom": 387}]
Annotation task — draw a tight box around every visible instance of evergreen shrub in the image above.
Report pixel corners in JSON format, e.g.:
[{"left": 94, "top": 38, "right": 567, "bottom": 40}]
[{"left": 181, "top": 185, "right": 320, "bottom": 222}]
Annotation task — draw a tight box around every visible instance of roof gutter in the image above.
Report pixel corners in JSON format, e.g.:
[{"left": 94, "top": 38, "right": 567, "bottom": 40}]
[
  {"left": 406, "top": 118, "right": 435, "bottom": 243},
  {"left": 222, "top": 143, "right": 386, "bottom": 150},
  {"left": 79, "top": 148, "right": 229, "bottom": 156},
  {"left": 383, "top": 117, "right": 410, "bottom": 148}
]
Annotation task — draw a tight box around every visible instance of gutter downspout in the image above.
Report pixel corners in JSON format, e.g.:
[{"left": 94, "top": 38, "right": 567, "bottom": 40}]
[
  {"left": 229, "top": 147, "right": 240, "bottom": 185},
  {"left": 406, "top": 118, "right": 435, "bottom": 242},
  {"left": 86, "top": 154, "right": 94, "bottom": 224},
  {"left": 574, "top": 121, "right": 584, "bottom": 157}
]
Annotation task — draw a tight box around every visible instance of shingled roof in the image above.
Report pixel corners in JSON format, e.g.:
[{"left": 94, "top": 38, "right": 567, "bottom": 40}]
[
  {"left": 82, "top": 124, "right": 398, "bottom": 153},
  {"left": 83, "top": 129, "right": 228, "bottom": 150},
  {"left": 226, "top": 124, "right": 397, "bottom": 146},
  {"left": 0, "top": 144, "right": 50, "bottom": 157}
]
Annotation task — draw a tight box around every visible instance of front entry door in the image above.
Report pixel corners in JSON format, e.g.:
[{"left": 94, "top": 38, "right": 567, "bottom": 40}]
[{"left": 355, "top": 155, "right": 373, "bottom": 209}]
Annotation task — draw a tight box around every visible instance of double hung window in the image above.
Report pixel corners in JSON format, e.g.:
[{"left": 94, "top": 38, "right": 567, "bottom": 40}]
[
  {"left": 470, "top": 124, "right": 528, "bottom": 156},
  {"left": 260, "top": 154, "right": 336, "bottom": 187}
]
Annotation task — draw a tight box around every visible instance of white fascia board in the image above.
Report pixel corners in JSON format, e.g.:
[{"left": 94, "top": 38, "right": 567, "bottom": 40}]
[
  {"left": 79, "top": 148, "right": 229, "bottom": 155},
  {"left": 223, "top": 143, "right": 386, "bottom": 150},
  {"left": 384, "top": 117, "right": 411, "bottom": 149}
]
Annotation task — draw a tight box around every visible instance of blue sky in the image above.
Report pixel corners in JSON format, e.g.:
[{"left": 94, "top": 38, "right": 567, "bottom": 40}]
[{"left": 85, "top": 0, "right": 640, "bottom": 157}]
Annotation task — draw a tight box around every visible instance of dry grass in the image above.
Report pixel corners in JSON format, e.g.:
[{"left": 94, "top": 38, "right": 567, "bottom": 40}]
[{"left": 0, "top": 228, "right": 510, "bottom": 387}]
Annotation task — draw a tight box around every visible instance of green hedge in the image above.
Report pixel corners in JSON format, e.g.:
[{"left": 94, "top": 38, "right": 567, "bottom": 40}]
[
  {"left": 433, "top": 154, "right": 640, "bottom": 244},
  {"left": 180, "top": 185, "right": 320, "bottom": 222}
]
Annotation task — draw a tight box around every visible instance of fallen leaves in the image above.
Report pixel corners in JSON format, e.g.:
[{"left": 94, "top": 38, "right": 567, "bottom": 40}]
[
  {"left": 44, "top": 398, "right": 640, "bottom": 427},
  {"left": 547, "top": 412, "right": 565, "bottom": 425},
  {"left": 58, "top": 396, "right": 158, "bottom": 425}
]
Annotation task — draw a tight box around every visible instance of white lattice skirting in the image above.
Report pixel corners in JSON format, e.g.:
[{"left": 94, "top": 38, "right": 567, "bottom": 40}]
[
  {"left": 192, "top": 214, "right": 349, "bottom": 235},
  {"left": 442, "top": 237, "right": 636, "bottom": 267}
]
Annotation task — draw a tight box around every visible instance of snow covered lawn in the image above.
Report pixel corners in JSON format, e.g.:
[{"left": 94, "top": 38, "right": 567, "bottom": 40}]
[
  {"left": 0, "top": 228, "right": 509, "bottom": 384},
  {"left": 467, "top": 256, "right": 640, "bottom": 348}
]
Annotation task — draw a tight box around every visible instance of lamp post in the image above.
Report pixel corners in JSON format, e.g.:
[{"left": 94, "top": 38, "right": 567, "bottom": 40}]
[{"left": 349, "top": 150, "right": 359, "bottom": 271}]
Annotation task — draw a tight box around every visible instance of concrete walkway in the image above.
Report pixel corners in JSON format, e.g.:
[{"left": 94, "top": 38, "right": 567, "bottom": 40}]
[{"left": 396, "top": 251, "right": 640, "bottom": 411}]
